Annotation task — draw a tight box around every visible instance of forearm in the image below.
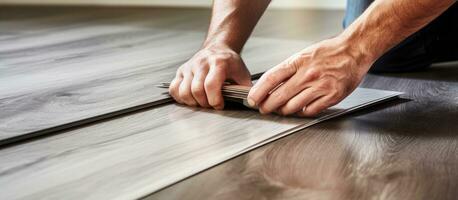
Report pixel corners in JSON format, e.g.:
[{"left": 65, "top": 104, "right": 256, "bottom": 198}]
[
  {"left": 203, "top": 0, "right": 271, "bottom": 53},
  {"left": 340, "top": 0, "right": 456, "bottom": 68}
]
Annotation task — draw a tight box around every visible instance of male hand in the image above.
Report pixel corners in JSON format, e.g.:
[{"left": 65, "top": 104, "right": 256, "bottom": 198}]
[
  {"left": 169, "top": 44, "right": 252, "bottom": 110},
  {"left": 247, "top": 37, "right": 372, "bottom": 117}
]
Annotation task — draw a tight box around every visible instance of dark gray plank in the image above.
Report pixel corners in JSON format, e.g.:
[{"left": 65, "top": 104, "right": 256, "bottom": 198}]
[
  {"left": 147, "top": 64, "right": 458, "bottom": 200},
  {"left": 0, "top": 6, "right": 344, "bottom": 41}
]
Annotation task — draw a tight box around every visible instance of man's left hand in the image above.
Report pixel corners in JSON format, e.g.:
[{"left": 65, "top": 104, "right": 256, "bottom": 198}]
[{"left": 247, "top": 36, "right": 373, "bottom": 117}]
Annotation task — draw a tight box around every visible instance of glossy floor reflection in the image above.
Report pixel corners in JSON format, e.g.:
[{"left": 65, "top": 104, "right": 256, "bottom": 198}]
[
  {"left": 1, "top": 6, "right": 457, "bottom": 200},
  {"left": 149, "top": 63, "right": 458, "bottom": 200}
]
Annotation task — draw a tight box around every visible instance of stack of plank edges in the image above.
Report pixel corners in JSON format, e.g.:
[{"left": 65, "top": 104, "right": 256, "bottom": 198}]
[{"left": 158, "top": 82, "right": 252, "bottom": 105}]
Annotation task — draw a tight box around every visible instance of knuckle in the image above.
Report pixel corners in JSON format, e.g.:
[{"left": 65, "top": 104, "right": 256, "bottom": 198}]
[
  {"left": 332, "top": 89, "right": 343, "bottom": 98},
  {"left": 205, "top": 76, "right": 224, "bottom": 90},
  {"left": 169, "top": 83, "right": 179, "bottom": 96},
  {"left": 169, "top": 92, "right": 178, "bottom": 101},
  {"left": 215, "top": 56, "right": 228, "bottom": 64},
  {"left": 191, "top": 84, "right": 205, "bottom": 96},
  {"left": 271, "top": 92, "right": 287, "bottom": 103},
  {"left": 209, "top": 62, "right": 227, "bottom": 74},
  {"left": 278, "top": 63, "right": 295, "bottom": 74},
  {"left": 168, "top": 87, "right": 177, "bottom": 97},
  {"left": 178, "top": 63, "right": 191, "bottom": 72},
  {"left": 322, "top": 84, "right": 332, "bottom": 91},
  {"left": 195, "top": 56, "right": 207, "bottom": 64},
  {"left": 192, "top": 62, "right": 209, "bottom": 72},
  {"left": 171, "top": 94, "right": 183, "bottom": 104},
  {"left": 264, "top": 72, "right": 280, "bottom": 84},
  {"left": 215, "top": 62, "right": 228, "bottom": 72},
  {"left": 177, "top": 65, "right": 184, "bottom": 73},
  {"left": 305, "top": 68, "right": 321, "bottom": 80},
  {"left": 285, "top": 57, "right": 299, "bottom": 68},
  {"left": 317, "top": 81, "right": 332, "bottom": 91},
  {"left": 284, "top": 102, "right": 302, "bottom": 115},
  {"left": 207, "top": 55, "right": 216, "bottom": 64},
  {"left": 209, "top": 56, "right": 226, "bottom": 65},
  {"left": 328, "top": 96, "right": 340, "bottom": 106},
  {"left": 179, "top": 89, "right": 193, "bottom": 101},
  {"left": 204, "top": 79, "right": 218, "bottom": 91},
  {"left": 278, "top": 62, "right": 291, "bottom": 70}
]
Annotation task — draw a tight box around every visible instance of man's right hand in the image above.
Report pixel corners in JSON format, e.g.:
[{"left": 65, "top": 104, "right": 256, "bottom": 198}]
[{"left": 169, "top": 44, "right": 252, "bottom": 110}]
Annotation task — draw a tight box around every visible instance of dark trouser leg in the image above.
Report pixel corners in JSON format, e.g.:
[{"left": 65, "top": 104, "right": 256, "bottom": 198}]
[{"left": 344, "top": 0, "right": 458, "bottom": 73}]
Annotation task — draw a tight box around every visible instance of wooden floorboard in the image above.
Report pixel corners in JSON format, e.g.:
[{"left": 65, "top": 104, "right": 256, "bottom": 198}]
[
  {"left": 0, "top": 87, "right": 400, "bottom": 200},
  {"left": 3, "top": 6, "right": 457, "bottom": 200},
  {"left": 147, "top": 63, "right": 458, "bottom": 200},
  {"left": 0, "top": 8, "right": 311, "bottom": 144}
]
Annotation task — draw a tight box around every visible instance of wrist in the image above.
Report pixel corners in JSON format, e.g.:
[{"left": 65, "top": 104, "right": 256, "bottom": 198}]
[
  {"left": 202, "top": 31, "right": 245, "bottom": 53},
  {"left": 201, "top": 39, "right": 239, "bottom": 54},
  {"left": 336, "top": 28, "right": 380, "bottom": 73}
]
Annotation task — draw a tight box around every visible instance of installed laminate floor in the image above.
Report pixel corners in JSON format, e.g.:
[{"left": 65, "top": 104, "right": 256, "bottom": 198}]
[
  {"left": 2, "top": 6, "right": 457, "bottom": 200},
  {"left": 0, "top": 87, "right": 400, "bottom": 200},
  {"left": 0, "top": 7, "right": 311, "bottom": 144},
  {"left": 147, "top": 64, "right": 458, "bottom": 200}
]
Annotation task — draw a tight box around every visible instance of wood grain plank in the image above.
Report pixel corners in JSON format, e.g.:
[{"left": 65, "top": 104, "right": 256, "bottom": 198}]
[
  {"left": 0, "top": 16, "right": 310, "bottom": 144},
  {"left": 148, "top": 63, "right": 458, "bottom": 200},
  {"left": 0, "top": 87, "right": 400, "bottom": 200}
]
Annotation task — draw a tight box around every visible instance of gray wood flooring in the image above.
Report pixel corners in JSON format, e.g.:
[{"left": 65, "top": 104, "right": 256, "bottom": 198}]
[
  {"left": 149, "top": 63, "right": 458, "bottom": 200},
  {"left": 0, "top": 8, "right": 310, "bottom": 144},
  {"left": 0, "top": 88, "right": 400, "bottom": 200},
  {"left": 3, "top": 6, "right": 456, "bottom": 200}
]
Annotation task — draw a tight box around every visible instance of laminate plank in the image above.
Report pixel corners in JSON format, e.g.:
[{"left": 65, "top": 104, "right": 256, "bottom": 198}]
[
  {"left": 0, "top": 5, "right": 343, "bottom": 144},
  {"left": 0, "top": 87, "right": 400, "bottom": 200},
  {"left": 0, "top": 18, "right": 310, "bottom": 144},
  {"left": 148, "top": 63, "right": 458, "bottom": 200},
  {"left": 3, "top": 6, "right": 451, "bottom": 200}
]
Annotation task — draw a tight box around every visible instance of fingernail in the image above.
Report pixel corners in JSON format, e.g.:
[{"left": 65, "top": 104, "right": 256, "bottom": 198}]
[{"left": 247, "top": 98, "right": 255, "bottom": 107}]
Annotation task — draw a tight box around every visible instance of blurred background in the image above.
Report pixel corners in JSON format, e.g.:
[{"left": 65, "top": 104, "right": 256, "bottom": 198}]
[{"left": 0, "top": 0, "right": 346, "bottom": 9}]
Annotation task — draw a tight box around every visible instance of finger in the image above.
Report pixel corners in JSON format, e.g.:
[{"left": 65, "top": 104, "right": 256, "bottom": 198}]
[
  {"left": 231, "top": 72, "right": 252, "bottom": 86},
  {"left": 191, "top": 69, "right": 210, "bottom": 108},
  {"left": 258, "top": 72, "right": 317, "bottom": 114},
  {"left": 169, "top": 71, "right": 183, "bottom": 104},
  {"left": 229, "top": 62, "right": 252, "bottom": 86},
  {"left": 204, "top": 66, "right": 226, "bottom": 110},
  {"left": 277, "top": 87, "right": 325, "bottom": 115},
  {"left": 178, "top": 71, "right": 198, "bottom": 106},
  {"left": 247, "top": 63, "right": 296, "bottom": 107},
  {"left": 296, "top": 95, "right": 338, "bottom": 117}
]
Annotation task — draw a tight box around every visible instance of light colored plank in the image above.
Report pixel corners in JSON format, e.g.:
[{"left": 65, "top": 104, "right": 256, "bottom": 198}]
[
  {"left": 0, "top": 24, "right": 309, "bottom": 143},
  {"left": 0, "top": 88, "right": 400, "bottom": 200}
]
